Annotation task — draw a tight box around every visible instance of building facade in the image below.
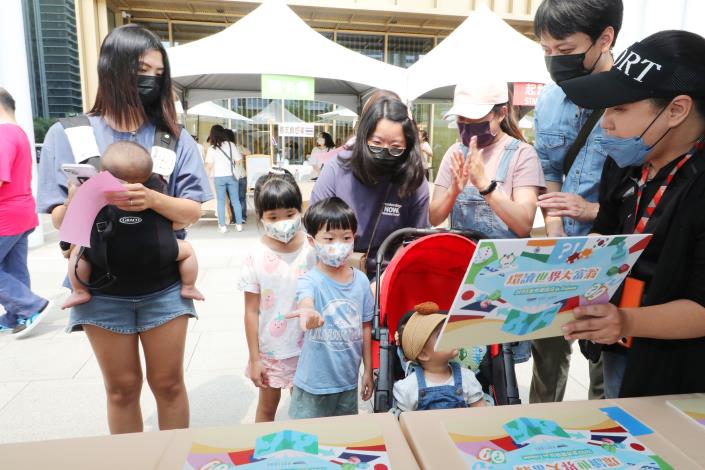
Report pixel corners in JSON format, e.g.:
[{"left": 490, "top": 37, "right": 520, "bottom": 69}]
[
  {"left": 23, "top": 0, "right": 83, "bottom": 118},
  {"left": 73, "top": 0, "right": 541, "bottom": 163}
]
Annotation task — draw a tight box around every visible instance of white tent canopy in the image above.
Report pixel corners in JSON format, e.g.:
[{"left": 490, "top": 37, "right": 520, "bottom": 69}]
[
  {"left": 186, "top": 101, "right": 252, "bottom": 122},
  {"left": 406, "top": 5, "right": 550, "bottom": 102},
  {"left": 318, "top": 108, "right": 358, "bottom": 122},
  {"left": 168, "top": 0, "right": 407, "bottom": 112},
  {"left": 251, "top": 101, "right": 304, "bottom": 124}
]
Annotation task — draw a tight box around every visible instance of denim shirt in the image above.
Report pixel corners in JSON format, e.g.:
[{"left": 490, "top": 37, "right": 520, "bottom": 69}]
[{"left": 534, "top": 84, "right": 609, "bottom": 236}]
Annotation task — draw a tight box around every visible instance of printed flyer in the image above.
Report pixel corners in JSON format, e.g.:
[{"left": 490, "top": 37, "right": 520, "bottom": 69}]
[
  {"left": 436, "top": 235, "right": 651, "bottom": 350},
  {"left": 445, "top": 405, "right": 672, "bottom": 469},
  {"left": 667, "top": 397, "right": 705, "bottom": 429},
  {"left": 183, "top": 421, "right": 391, "bottom": 469}
]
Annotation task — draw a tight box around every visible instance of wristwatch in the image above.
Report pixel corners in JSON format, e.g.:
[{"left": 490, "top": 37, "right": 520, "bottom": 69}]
[{"left": 479, "top": 180, "right": 498, "bottom": 196}]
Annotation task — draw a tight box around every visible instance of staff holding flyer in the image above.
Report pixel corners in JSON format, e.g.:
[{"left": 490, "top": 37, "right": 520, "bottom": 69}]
[{"left": 559, "top": 30, "right": 705, "bottom": 398}]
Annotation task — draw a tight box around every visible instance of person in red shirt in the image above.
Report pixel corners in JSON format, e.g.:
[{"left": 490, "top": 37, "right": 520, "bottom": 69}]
[{"left": 0, "top": 88, "right": 49, "bottom": 337}]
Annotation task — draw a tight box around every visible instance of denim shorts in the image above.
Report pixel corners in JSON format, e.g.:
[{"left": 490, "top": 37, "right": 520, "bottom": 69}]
[
  {"left": 66, "top": 282, "right": 197, "bottom": 334},
  {"left": 289, "top": 386, "right": 358, "bottom": 419}
]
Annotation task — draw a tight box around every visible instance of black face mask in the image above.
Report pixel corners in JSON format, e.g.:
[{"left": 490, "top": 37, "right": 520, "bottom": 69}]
[
  {"left": 137, "top": 75, "right": 163, "bottom": 107},
  {"left": 371, "top": 149, "right": 401, "bottom": 172},
  {"left": 544, "top": 43, "right": 601, "bottom": 83}
]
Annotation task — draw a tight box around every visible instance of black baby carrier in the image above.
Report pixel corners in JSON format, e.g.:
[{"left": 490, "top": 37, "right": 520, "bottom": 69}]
[{"left": 60, "top": 115, "right": 180, "bottom": 295}]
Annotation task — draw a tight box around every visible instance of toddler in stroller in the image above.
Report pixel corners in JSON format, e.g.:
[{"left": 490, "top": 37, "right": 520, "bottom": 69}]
[
  {"left": 392, "top": 301, "right": 486, "bottom": 412},
  {"left": 371, "top": 228, "right": 520, "bottom": 412}
]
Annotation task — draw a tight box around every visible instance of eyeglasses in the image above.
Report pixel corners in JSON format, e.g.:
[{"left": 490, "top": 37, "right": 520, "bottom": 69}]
[{"left": 367, "top": 144, "right": 406, "bottom": 157}]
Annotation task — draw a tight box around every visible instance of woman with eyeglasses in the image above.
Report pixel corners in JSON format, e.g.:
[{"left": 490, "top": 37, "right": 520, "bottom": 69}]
[{"left": 310, "top": 97, "right": 429, "bottom": 277}]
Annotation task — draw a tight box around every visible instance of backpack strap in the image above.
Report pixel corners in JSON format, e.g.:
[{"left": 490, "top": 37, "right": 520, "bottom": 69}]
[
  {"left": 59, "top": 115, "right": 101, "bottom": 166},
  {"left": 562, "top": 108, "right": 605, "bottom": 177}
]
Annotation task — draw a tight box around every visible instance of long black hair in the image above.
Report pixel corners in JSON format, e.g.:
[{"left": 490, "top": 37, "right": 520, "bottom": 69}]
[
  {"left": 321, "top": 132, "right": 335, "bottom": 150},
  {"left": 208, "top": 125, "right": 228, "bottom": 148},
  {"left": 90, "top": 24, "right": 179, "bottom": 137},
  {"left": 344, "top": 98, "right": 424, "bottom": 199}
]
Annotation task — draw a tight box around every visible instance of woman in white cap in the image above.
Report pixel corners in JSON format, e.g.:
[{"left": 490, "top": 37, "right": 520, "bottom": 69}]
[
  {"left": 430, "top": 79, "right": 545, "bottom": 238},
  {"left": 430, "top": 79, "right": 546, "bottom": 364}
]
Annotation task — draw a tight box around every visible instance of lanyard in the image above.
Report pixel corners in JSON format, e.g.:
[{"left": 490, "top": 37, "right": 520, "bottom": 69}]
[
  {"left": 633, "top": 135, "right": 705, "bottom": 234},
  {"left": 633, "top": 154, "right": 691, "bottom": 233}
]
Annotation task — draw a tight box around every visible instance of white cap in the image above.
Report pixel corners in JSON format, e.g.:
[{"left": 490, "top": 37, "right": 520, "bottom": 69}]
[{"left": 444, "top": 79, "right": 509, "bottom": 120}]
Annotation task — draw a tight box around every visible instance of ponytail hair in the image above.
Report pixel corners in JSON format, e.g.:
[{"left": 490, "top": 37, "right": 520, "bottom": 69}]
[{"left": 492, "top": 102, "right": 525, "bottom": 143}]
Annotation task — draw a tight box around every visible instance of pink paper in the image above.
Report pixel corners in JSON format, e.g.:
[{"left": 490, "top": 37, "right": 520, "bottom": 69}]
[
  {"left": 59, "top": 171, "right": 127, "bottom": 247},
  {"left": 316, "top": 147, "right": 341, "bottom": 167}
]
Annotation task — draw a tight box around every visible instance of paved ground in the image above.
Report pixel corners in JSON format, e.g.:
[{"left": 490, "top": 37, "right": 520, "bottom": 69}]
[{"left": 0, "top": 214, "right": 594, "bottom": 444}]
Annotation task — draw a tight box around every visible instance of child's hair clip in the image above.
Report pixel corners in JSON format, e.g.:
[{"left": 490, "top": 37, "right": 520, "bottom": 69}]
[{"left": 269, "top": 167, "right": 286, "bottom": 175}]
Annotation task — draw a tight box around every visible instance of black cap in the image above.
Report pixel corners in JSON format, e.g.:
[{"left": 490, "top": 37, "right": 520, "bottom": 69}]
[{"left": 560, "top": 40, "right": 705, "bottom": 109}]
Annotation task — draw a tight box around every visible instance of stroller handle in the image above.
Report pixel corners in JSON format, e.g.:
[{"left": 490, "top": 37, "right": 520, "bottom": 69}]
[{"left": 372, "top": 227, "right": 485, "bottom": 339}]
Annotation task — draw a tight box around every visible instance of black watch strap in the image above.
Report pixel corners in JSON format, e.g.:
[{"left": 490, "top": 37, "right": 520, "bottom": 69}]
[{"left": 479, "top": 180, "right": 498, "bottom": 196}]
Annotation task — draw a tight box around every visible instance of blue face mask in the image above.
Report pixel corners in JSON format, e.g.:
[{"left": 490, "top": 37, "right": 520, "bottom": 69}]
[{"left": 596, "top": 106, "right": 670, "bottom": 168}]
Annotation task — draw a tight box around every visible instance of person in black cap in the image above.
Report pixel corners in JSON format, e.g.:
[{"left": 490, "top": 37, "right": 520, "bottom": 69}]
[
  {"left": 560, "top": 30, "right": 705, "bottom": 398},
  {"left": 530, "top": 0, "right": 623, "bottom": 405}
]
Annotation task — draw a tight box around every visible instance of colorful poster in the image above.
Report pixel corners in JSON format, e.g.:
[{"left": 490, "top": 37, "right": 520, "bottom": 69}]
[
  {"left": 183, "top": 422, "right": 391, "bottom": 469},
  {"left": 446, "top": 406, "right": 672, "bottom": 469},
  {"left": 667, "top": 397, "right": 705, "bottom": 429},
  {"left": 436, "top": 235, "right": 651, "bottom": 350}
]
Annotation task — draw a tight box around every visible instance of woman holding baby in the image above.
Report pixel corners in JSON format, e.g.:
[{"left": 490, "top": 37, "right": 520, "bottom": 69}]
[{"left": 37, "top": 25, "right": 211, "bottom": 434}]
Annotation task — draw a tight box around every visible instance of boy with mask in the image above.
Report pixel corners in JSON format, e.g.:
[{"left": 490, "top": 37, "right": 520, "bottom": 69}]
[
  {"left": 289, "top": 197, "right": 374, "bottom": 419},
  {"left": 530, "top": 0, "right": 623, "bottom": 403}
]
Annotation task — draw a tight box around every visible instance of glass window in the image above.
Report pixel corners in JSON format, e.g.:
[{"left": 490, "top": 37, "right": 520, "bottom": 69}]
[
  {"left": 318, "top": 30, "right": 334, "bottom": 40},
  {"left": 172, "top": 23, "right": 225, "bottom": 46},
  {"left": 336, "top": 33, "right": 384, "bottom": 62},
  {"left": 130, "top": 20, "right": 169, "bottom": 45},
  {"left": 387, "top": 36, "right": 433, "bottom": 68}
]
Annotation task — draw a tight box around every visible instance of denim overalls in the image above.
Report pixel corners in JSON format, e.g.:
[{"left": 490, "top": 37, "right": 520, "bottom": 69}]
[
  {"left": 416, "top": 361, "right": 467, "bottom": 410},
  {"left": 450, "top": 138, "right": 531, "bottom": 363}
]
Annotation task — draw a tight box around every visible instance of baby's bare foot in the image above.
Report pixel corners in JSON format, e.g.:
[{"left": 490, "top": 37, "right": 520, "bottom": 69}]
[{"left": 62, "top": 290, "right": 92, "bottom": 309}]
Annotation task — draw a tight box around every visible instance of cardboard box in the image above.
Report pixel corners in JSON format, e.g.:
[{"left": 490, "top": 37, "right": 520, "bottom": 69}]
[
  {"left": 0, "top": 429, "right": 178, "bottom": 470},
  {"left": 400, "top": 398, "right": 700, "bottom": 469},
  {"left": 617, "top": 393, "right": 705, "bottom": 465},
  {"left": 159, "top": 412, "right": 419, "bottom": 469}
]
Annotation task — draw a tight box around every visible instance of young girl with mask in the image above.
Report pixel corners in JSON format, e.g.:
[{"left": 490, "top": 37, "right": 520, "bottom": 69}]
[
  {"left": 288, "top": 197, "right": 374, "bottom": 419},
  {"left": 559, "top": 30, "right": 705, "bottom": 398},
  {"left": 240, "top": 168, "right": 316, "bottom": 422}
]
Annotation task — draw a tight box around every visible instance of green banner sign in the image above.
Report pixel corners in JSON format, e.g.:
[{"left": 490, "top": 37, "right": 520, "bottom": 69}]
[{"left": 261, "top": 74, "right": 315, "bottom": 101}]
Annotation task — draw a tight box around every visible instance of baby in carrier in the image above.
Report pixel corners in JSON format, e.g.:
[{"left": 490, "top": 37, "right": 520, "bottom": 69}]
[
  {"left": 61, "top": 141, "right": 204, "bottom": 308},
  {"left": 393, "top": 302, "right": 486, "bottom": 412}
]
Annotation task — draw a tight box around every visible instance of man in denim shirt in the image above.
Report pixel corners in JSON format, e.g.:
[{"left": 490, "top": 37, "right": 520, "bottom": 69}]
[{"left": 530, "top": 0, "right": 623, "bottom": 404}]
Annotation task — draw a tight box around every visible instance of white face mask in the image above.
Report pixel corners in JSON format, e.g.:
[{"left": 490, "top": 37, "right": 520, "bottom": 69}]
[
  {"left": 317, "top": 137, "right": 325, "bottom": 146},
  {"left": 314, "top": 240, "right": 354, "bottom": 267},
  {"left": 262, "top": 215, "right": 301, "bottom": 244}
]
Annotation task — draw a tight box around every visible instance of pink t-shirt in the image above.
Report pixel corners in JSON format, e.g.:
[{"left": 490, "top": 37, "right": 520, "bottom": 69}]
[
  {"left": 435, "top": 134, "right": 546, "bottom": 196},
  {"left": 0, "top": 124, "right": 38, "bottom": 236}
]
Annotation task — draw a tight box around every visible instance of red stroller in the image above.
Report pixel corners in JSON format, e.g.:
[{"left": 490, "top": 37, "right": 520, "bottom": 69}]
[{"left": 371, "top": 228, "right": 521, "bottom": 412}]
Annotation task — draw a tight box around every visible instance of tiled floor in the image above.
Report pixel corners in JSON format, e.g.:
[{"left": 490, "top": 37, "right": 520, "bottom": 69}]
[{"left": 0, "top": 217, "right": 593, "bottom": 444}]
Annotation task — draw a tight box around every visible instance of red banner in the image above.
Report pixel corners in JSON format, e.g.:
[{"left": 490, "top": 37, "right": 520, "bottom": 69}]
[{"left": 513, "top": 82, "right": 545, "bottom": 106}]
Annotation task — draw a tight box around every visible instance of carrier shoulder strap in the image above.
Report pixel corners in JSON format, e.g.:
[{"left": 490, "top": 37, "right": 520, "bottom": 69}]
[
  {"left": 562, "top": 108, "right": 605, "bottom": 177},
  {"left": 151, "top": 128, "right": 178, "bottom": 181},
  {"left": 59, "top": 114, "right": 101, "bottom": 167}
]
